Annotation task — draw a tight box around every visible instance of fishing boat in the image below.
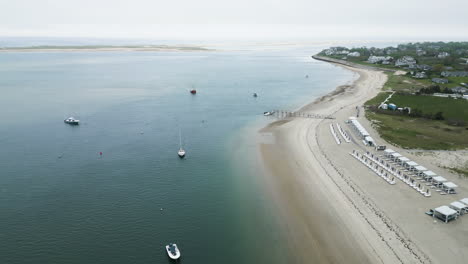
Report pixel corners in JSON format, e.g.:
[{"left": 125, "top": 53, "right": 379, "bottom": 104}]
[
  {"left": 64, "top": 117, "right": 79, "bottom": 125},
  {"left": 165, "top": 243, "right": 181, "bottom": 260},
  {"left": 178, "top": 129, "right": 186, "bottom": 158}
]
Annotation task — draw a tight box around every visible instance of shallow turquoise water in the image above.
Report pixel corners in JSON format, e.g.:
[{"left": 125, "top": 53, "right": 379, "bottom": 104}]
[{"left": 0, "top": 48, "right": 355, "bottom": 263}]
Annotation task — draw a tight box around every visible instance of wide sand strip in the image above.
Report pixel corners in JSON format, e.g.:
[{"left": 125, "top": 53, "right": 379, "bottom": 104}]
[{"left": 258, "top": 61, "right": 468, "bottom": 263}]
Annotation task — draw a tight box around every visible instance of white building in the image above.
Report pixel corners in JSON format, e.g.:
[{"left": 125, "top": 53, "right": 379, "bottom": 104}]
[
  {"left": 348, "top": 51, "right": 360, "bottom": 57},
  {"left": 437, "top": 52, "right": 450, "bottom": 59},
  {"left": 395, "top": 56, "right": 416, "bottom": 67},
  {"left": 367, "top": 56, "right": 393, "bottom": 64}
]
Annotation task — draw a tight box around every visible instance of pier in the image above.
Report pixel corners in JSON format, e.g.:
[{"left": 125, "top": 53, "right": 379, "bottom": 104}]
[{"left": 267, "top": 110, "right": 335, "bottom": 120}]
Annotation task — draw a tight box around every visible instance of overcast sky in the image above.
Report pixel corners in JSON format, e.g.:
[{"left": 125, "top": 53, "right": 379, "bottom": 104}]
[{"left": 1, "top": 0, "right": 467, "bottom": 42}]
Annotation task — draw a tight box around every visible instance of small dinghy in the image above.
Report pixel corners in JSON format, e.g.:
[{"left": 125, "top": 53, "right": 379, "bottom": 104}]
[
  {"left": 64, "top": 117, "right": 79, "bottom": 125},
  {"left": 165, "top": 243, "right": 181, "bottom": 260}
]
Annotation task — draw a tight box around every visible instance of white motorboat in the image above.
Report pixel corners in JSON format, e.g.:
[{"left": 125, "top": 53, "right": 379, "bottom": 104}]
[
  {"left": 165, "top": 243, "right": 181, "bottom": 260},
  {"left": 263, "top": 111, "right": 274, "bottom": 116},
  {"left": 64, "top": 117, "right": 79, "bottom": 125}
]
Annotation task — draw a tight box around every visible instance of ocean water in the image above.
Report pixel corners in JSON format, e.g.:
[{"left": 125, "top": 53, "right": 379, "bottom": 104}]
[{"left": 0, "top": 47, "right": 355, "bottom": 264}]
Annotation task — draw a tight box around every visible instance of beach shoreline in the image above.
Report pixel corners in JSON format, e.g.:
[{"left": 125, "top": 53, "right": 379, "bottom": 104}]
[{"left": 256, "top": 58, "right": 468, "bottom": 263}]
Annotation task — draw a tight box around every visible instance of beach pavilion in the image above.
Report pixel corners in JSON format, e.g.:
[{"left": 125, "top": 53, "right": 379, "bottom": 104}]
[
  {"left": 390, "top": 152, "right": 402, "bottom": 162},
  {"left": 397, "top": 156, "right": 410, "bottom": 166},
  {"left": 383, "top": 148, "right": 395, "bottom": 158},
  {"left": 442, "top": 182, "right": 458, "bottom": 194},
  {"left": 449, "top": 201, "right": 467, "bottom": 215},
  {"left": 414, "top": 165, "right": 427, "bottom": 177},
  {"left": 432, "top": 176, "right": 447, "bottom": 188},
  {"left": 460, "top": 198, "right": 468, "bottom": 206},
  {"left": 405, "top": 161, "right": 419, "bottom": 171},
  {"left": 422, "top": 170, "right": 437, "bottom": 181},
  {"left": 433, "top": 205, "right": 458, "bottom": 223}
]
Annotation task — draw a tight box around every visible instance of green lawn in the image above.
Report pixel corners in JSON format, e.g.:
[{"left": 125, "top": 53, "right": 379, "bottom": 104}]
[
  {"left": 387, "top": 94, "right": 468, "bottom": 121},
  {"left": 382, "top": 73, "right": 426, "bottom": 92},
  {"left": 366, "top": 111, "right": 468, "bottom": 150}
]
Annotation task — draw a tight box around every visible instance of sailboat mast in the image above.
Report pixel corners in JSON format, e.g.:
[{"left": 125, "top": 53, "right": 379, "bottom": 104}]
[{"left": 179, "top": 128, "right": 182, "bottom": 148}]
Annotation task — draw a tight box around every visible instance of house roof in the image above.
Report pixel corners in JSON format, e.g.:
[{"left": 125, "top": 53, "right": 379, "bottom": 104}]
[
  {"left": 406, "top": 161, "right": 418, "bottom": 166},
  {"left": 384, "top": 149, "right": 395, "bottom": 153}
]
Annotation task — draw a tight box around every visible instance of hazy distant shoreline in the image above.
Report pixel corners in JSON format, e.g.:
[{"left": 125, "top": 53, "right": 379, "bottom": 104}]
[{"left": 0, "top": 45, "right": 211, "bottom": 52}]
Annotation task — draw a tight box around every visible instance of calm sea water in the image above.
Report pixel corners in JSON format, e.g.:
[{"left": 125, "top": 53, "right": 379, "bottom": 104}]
[{"left": 0, "top": 47, "right": 355, "bottom": 264}]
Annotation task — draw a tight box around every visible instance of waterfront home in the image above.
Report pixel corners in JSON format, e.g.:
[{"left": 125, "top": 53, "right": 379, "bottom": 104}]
[
  {"left": 367, "top": 55, "right": 393, "bottom": 64},
  {"left": 416, "top": 49, "right": 426, "bottom": 56},
  {"left": 451, "top": 86, "right": 468, "bottom": 94},
  {"left": 432, "top": 78, "right": 449, "bottom": 84},
  {"left": 395, "top": 56, "right": 416, "bottom": 67},
  {"left": 413, "top": 72, "right": 427, "bottom": 79},
  {"left": 441, "top": 71, "right": 468, "bottom": 77},
  {"left": 348, "top": 51, "right": 360, "bottom": 57},
  {"left": 409, "top": 64, "right": 432, "bottom": 71},
  {"left": 437, "top": 52, "right": 450, "bottom": 59}
]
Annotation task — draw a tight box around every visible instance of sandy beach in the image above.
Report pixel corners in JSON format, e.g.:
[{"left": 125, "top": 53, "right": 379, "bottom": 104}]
[{"left": 258, "top": 60, "right": 468, "bottom": 263}]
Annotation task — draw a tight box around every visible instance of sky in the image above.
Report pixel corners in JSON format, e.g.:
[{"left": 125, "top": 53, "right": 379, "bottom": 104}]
[{"left": 0, "top": 0, "right": 467, "bottom": 42}]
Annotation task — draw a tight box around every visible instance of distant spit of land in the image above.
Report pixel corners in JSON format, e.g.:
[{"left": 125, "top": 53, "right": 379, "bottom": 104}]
[{"left": 0, "top": 45, "right": 211, "bottom": 52}]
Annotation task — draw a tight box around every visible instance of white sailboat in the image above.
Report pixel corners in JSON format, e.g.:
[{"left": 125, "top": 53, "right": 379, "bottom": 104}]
[{"left": 178, "top": 128, "right": 186, "bottom": 158}]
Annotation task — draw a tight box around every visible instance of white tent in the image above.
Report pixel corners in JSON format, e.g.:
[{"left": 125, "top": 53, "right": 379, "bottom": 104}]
[
  {"left": 422, "top": 170, "right": 436, "bottom": 180},
  {"left": 450, "top": 201, "right": 467, "bottom": 214},
  {"left": 442, "top": 182, "right": 458, "bottom": 194},
  {"left": 414, "top": 165, "right": 427, "bottom": 176},
  {"left": 432, "top": 176, "right": 447, "bottom": 187},
  {"left": 405, "top": 161, "right": 418, "bottom": 170},
  {"left": 398, "top": 157, "right": 410, "bottom": 162},
  {"left": 460, "top": 198, "right": 468, "bottom": 206},
  {"left": 433, "top": 205, "right": 458, "bottom": 223}
]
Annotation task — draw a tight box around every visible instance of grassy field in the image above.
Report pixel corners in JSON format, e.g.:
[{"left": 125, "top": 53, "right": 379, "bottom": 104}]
[
  {"left": 382, "top": 73, "right": 426, "bottom": 92},
  {"left": 386, "top": 94, "right": 468, "bottom": 121},
  {"left": 366, "top": 111, "right": 468, "bottom": 150}
]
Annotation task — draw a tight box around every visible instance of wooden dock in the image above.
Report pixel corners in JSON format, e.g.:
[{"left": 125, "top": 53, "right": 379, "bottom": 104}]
[{"left": 267, "top": 110, "right": 334, "bottom": 119}]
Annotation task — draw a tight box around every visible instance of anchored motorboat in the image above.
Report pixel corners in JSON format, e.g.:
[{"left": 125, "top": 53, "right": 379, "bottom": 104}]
[
  {"left": 263, "top": 111, "right": 274, "bottom": 116},
  {"left": 64, "top": 117, "right": 79, "bottom": 125},
  {"left": 165, "top": 243, "right": 181, "bottom": 260},
  {"left": 190, "top": 89, "right": 197, "bottom": 94}
]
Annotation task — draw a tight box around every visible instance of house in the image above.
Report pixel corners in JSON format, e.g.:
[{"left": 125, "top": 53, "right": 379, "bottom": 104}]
[
  {"left": 395, "top": 56, "right": 416, "bottom": 67},
  {"left": 460, "top": 58, "right": 468, "bottom": 64},
  {"left": 451, "top": 86, "right": 468, "bottom": 94},
  {"left": 409, "top": 64, "right": 432, "bottom": 71},
  {"left": 437, "top": 52, "right": 450, "bottom": 59},
  {"left": 416, "top": 49, "right": 426, "bottom": 56},
  {"left": 348, "top": 51, "right": 360, "bottom": 57},
  {"left": 441, "top": 71, "right": 468, "bottom": 77},
  {"left": 413, "top": 72, "right": 427, "bottom": 79},
  {"left": 367, "top": 56, "right": 393, "bottom": 64},
  {"left": 432, "top": 78, "right": 449, "bottom": 84}
]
